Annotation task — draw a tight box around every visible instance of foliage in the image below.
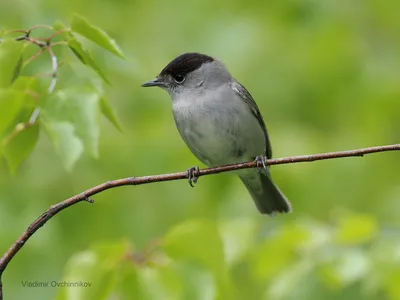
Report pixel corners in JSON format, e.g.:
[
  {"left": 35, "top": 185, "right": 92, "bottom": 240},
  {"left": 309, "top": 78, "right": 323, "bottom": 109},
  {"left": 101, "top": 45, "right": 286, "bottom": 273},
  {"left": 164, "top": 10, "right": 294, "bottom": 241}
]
[
  {"left": 0, "top": 15, "right": 123, "bottom": 172},
  {"left": 53, "top": 214, "right": 400, "bottom": 300},
  {"left": 0, "top": 1, "right": 399, "bottom": 300}
]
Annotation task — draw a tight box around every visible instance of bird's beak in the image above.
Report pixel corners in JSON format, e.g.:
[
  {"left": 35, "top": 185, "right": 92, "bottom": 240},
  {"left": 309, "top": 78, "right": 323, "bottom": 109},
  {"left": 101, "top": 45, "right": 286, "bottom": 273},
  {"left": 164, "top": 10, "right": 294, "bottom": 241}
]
[{"left": 141, "top": 78, "right": 166, "bottom": 88}]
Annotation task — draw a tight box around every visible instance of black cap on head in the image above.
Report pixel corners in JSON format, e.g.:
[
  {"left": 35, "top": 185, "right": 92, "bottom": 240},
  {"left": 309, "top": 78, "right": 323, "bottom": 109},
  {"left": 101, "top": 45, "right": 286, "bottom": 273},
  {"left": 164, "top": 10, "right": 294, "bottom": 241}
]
[{"left": 160, "top": 53, "right": 214, "bottom": 79}]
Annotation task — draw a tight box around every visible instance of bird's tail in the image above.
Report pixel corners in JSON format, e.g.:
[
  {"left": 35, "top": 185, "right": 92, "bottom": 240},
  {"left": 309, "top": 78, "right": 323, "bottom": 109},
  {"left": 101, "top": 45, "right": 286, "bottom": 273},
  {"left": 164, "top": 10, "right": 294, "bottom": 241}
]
[{"left": 239, "top": 171, "right": 291, "bottom": 215}]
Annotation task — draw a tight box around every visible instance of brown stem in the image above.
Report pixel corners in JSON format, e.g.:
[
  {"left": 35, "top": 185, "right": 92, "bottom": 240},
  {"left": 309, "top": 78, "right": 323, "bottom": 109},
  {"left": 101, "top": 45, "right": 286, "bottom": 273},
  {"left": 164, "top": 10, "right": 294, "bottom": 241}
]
[
  {"left": 27, "top": 24, "right": 53, "bottom": 33},
  {"left": 0, "top": 143, "right": 399, "bottom": 299},
  {"left": 23, "top": 48, "right": 46, "bottom": 66},
  {"left": 45, "top": 29, "right": 70, "bottom": 41}
]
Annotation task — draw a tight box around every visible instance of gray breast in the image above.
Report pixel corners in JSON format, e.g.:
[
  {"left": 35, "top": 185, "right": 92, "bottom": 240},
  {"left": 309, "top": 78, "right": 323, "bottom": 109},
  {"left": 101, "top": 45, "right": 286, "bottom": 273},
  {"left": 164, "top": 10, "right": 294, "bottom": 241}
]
[{"left": 172, "top": 86, "right": 266, "bottom": 167}]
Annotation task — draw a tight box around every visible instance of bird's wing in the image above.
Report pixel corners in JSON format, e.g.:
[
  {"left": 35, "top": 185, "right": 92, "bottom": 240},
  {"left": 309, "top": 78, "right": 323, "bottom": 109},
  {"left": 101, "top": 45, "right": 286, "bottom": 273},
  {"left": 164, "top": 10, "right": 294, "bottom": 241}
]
[{"left": 231, "top": 80, "right": 272, "bottom": 158}]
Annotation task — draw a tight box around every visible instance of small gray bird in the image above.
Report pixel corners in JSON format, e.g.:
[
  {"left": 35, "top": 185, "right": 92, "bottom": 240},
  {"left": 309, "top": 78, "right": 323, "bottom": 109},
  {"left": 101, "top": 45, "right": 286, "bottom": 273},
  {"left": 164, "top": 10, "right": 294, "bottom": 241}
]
[{"left": 142, "top": 53, "right": 291, "bottom": 215}]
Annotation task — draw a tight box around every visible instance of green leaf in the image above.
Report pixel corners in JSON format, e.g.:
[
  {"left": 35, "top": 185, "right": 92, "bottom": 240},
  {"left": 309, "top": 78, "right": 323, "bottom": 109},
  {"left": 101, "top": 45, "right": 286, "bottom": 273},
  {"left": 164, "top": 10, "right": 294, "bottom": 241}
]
[
  {"left": 53, "top": 21, "right": 111, "bottom": 84},
  {"left": 163, "top": 220, "right": 234, "bottom": 299},
  {"left": 100, "top": 97, "right": 123, "bottom": 132},
  {"left": 251, "top": 224, "right": 309, "bottom": 281},
  {"left": 0, "top": 39, "right": 24, "bottom": 88},
  {"left": 71, "top": 14, "right": 125, "bottom": 59},
  {"left": 55, "top": 241, "right": 131, "bottom": 300},
  {"left": 42, "top": 89, "right": 102, "bottom": 159},
  {"left": 334, "top": 213, "right": 378, "bottom": 245},
  {"left": 53, "top": 22, "right": 111, "bottom": 84},
  {"left": 65, "top": 91, "right": 101, "bottom": 158},
  {"left": 386, "top": 270, "right": 400, "bottom": 300},
  {"left": 53, "top": 21, "right": 71, "bottom": 40},
  {"left": 319, "top": 249, "right": 369, "bottom": 289},
  {"left": 0, "top": 79, "right": 39, "bottom": 170},
  {"left": 164, "top": 220, "right": 225, "bottom": 274},
  {"left": 218, "top": 218, "right": 257, "bottom": 265},
  {"left": 55, "top": 254, "right": 113, "bottom": 300},
  {"left": 173, "top": 263, "right": 218, "bottom": 300},
  {"left": 11, "top": 56, "right": 23, "bottom": 83},
  {"left": 12, "top": 76, "right": 38, "bottom": 92},
  {"left": 117, "top": 264, "right": 149, "bottom": 300},
  {"left": 42, "top": 121, "right": 84, "bottom": 171},
  {"left": 3, "top": 123, "right": 39, "bottom": 173},
  {"left": 267, "top": 260, "right": 314, "bottom": 300},
  {"left": 68, "top": 38, "right": 110, "bottom": 84},
  {"left": 0, "top": 90, "right": 24, "bottom": 135},
  {"left": 127, "top": 266, "right": 183, "bottom": 300},
  {"left": 53, "top": 20, "right": 66, "bottom": 31}
]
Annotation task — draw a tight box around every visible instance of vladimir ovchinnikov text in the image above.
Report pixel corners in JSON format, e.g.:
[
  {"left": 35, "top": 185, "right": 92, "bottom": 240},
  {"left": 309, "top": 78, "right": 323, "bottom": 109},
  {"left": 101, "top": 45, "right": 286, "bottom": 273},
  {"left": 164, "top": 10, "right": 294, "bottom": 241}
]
[{"left": 21, "top": 280, "right": 92, "bottom": 288}]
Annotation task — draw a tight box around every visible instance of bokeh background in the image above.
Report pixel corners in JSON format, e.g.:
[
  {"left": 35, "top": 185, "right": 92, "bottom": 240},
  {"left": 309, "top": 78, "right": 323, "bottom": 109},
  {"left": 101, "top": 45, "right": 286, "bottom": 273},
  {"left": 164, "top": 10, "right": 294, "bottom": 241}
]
[{"left": 1, "top": 0, "right": 400, "bottom": 299}]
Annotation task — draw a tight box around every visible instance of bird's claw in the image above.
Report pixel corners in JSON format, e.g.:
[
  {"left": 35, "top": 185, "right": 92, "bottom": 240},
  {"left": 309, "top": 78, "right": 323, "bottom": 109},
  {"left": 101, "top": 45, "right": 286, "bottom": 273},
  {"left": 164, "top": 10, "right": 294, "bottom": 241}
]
[
  {"left": 187, "top": 166, "right": 200, "bottom": 187},
  {"left": 254, "top": 155, "right": 268, "bottom": 174}
]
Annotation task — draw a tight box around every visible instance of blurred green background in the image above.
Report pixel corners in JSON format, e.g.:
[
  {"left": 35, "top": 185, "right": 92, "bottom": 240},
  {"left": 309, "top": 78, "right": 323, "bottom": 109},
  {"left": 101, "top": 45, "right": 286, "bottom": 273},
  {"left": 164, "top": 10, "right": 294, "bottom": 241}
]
[{"left": 1, "top": 0, "right": 400, "bottom": 299}]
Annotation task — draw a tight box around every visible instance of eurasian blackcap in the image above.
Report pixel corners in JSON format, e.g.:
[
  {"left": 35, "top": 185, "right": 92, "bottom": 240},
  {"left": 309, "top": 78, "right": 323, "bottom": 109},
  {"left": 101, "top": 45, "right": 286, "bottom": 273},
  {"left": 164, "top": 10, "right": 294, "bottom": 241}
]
[{"left": 142, "top": 53, "right": 291, "bottom": 215}]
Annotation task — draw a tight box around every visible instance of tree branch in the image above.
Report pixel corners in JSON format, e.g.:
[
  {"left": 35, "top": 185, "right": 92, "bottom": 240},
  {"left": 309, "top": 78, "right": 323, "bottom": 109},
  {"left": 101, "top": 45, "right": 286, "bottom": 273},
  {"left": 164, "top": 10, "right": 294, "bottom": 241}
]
[
  {"left": 0, "top": 143, "right": 399, "bottom": 299},
  {"left": 5, "top": 28, "right": 61, "bottom": 124}
]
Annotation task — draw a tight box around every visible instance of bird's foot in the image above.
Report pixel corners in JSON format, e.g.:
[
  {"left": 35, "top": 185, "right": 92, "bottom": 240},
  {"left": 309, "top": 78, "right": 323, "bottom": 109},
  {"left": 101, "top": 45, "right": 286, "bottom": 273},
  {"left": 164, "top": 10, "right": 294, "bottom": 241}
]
[
  {"left": 187, "top": 166, "right": 200, "bottom": 187},
  {"left": 254, "top": 155, "right": 268, "bottom": 174}
]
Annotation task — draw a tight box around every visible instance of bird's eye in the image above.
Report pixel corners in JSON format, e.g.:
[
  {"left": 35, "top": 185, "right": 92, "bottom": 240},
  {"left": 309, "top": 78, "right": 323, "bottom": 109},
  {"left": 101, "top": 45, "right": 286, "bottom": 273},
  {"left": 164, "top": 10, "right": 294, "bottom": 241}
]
[{"left": 173, "top": 74, "right": 185, "bottom": 84}]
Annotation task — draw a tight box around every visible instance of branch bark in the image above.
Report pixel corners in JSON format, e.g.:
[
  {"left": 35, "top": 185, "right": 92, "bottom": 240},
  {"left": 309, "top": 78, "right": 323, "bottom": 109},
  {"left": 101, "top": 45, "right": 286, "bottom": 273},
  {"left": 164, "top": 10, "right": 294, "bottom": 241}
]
[{"left": 0, "top": 143, "right": 399, "bottom": 299}]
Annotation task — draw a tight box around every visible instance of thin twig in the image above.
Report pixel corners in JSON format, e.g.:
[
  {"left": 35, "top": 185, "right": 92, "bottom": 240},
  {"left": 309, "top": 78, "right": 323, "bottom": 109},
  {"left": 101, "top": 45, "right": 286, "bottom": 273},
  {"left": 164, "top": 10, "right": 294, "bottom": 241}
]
[
  {"left": 0, "top": 143, "right": 399, "bottom": 299},
  {"left": 4, "top": 29, "right": 27, "bottom": 35},
  {"left": 2, "top": 123, "right": 38, "bottom": 146},
  {"left": 7, "top": 28, "right": 61, "bottom": 125},
  {"left": 50, "top": 41, "right": 67, "bottom": 47},
  {"left": 47, "top": 46, "right": 58, "bottom": 93},
  {"left": 23, "top": 48, "right": 46, "bottom": 66},
  {"left": 24, "top": 36, "right": 47, "bottom": 48},
  {"left": 24, "top": 90, "right": 40, "bottom": 100},
  {"left": 45, "top": 29, "right": 69, "bottom": 41},
  {"left": 27, "top": 24, "right": 53, "bottom": 33},
  {"left": 28, "top": 108, "right": 41, "bottom": 124}
]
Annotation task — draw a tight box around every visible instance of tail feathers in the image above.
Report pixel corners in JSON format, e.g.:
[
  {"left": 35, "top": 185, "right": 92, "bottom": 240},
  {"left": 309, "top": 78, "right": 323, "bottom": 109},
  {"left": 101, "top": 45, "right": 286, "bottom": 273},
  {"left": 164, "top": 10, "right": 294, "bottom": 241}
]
[{"left": 239, "top": 172, "right": 291, "bottom": 215}]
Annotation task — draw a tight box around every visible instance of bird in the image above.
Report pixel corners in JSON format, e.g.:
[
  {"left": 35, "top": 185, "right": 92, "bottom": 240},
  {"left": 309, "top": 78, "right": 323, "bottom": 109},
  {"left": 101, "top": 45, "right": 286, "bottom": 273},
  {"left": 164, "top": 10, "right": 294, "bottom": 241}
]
[{"left": 142, "top": 53, "right": 291, "bottom": 215}]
